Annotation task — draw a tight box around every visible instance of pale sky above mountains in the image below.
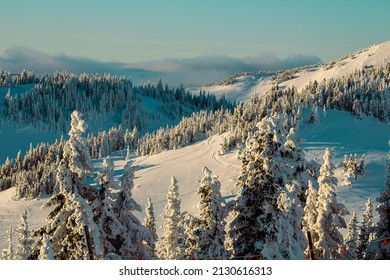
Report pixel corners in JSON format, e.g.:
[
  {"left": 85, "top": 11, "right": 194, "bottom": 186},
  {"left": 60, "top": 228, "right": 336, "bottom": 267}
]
[{"left": 1, "top": 0, "right": 389, "bottom": 85}]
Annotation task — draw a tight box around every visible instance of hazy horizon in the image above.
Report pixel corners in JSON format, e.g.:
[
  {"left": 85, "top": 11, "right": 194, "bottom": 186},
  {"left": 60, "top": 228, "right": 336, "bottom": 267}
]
[{"left": 1, "top": 0, "right": 389, "bottom": 85}]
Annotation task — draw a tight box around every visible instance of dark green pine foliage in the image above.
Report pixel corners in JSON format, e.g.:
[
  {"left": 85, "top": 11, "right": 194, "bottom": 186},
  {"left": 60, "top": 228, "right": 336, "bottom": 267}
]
[{"left": 226, "top": 116, "right": 283, "bottom": 259}]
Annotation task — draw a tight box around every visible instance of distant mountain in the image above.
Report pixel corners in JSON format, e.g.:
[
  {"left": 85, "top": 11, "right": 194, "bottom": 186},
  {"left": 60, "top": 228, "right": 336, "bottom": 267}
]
[{"left": 196, "top": 41, "right": 390, "bottom": 102}]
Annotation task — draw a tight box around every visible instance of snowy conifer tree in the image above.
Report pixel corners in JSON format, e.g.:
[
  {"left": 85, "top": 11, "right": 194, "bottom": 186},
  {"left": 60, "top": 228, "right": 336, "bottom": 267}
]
[
  {"left": 226, "top": 116, "right": 304, "bottom": 260},
  {"left": 157, "top": 176, "right": 183, "bottom": 260},
  {"left": 15, "top": 210, "right": 33, "bottom": 260},
  {"left": 294, "top": 105, "right": 303, "bottom": 130},
  {"left": 302, "top": 180, "right": 319, "bottom": 257},
  {"left": 117, "top": 160, "right": 152, "bottom": 259},
  {"left": 2, "top": 227, "right": 14, "bottom": 260},
  {"left": 94, "top": 157, "right": 123, "bottom": 256},
  {"left": 94, "top": 159, "right": 152, "bottom": 259},
  {"left": 357, "top": 198, "right": 374, "bottom": 259},
  {"left": 33, "top": 111, "right": 102, "bottom": 260},
  {"left": 366, "top": 142, "right": 390, "bottom": 259},
  {"left": 143, "top": 198, "right": 158, "bottom": 258},
  {"left": 344, "top": 212, "right": 359, "bottom": 259},
  {"left": 185, "top": 167, "right": 228, "bottom": 259},
  {"left": 314, "top": 148, "right": 349, "bottom": 260},
  {"left": 125, "top": 145, "right": 131, "bottom": 161},
  {"left": 38, "top": 234, "right": 56, "bottom": 260},
  {"left": 183, "top": 213, "right": 207, "bottom": 259},
  {"left": 309, "top": 105, "right": 319, "bottom": 124}
]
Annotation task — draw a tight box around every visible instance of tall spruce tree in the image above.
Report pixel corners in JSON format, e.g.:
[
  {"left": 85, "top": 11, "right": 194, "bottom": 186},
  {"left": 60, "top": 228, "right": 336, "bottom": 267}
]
[
  {"left": 143, "top": 198, "right": 158, "bottom": 258},
  {"left": 314, "top": 148, "right": 349, "bottom": 260},
  {"left": 357, "top": 198, "right": 374, "bottom": 259},
  {"left": 157, "top": 176, "right": 183, "bottom": 260},
  {"left": 2, "top": 227, "right": 14, "bottom": 260},
  {"left": 15, "top": 210, "right": 33, "bottom": 260},
  {"left": 38, "top": 234, "right": 56, "bottom": 260},
  {"left": 185, "top": 167, "right": 228, "bottom": 259},
  {"left": 302, "top": 180, "right": 319, "bottom": 257},
  {"left": 226, "top": 116, "right": 304, "bottom": 259},
  {"left": 32, "top": 111, "right": 102, "bottom": 260},
  {"left": 344, "top": 212, "right": 359, "bottom": 259}
]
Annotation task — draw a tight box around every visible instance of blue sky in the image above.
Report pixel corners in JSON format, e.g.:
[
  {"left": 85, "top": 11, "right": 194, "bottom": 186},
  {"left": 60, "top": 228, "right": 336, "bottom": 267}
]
[{"left": 1, "top": 0, "right": 389, "bottom": 85}]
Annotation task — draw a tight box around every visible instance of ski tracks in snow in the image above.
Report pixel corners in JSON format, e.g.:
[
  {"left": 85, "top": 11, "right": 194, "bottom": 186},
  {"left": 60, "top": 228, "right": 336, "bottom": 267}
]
[{"left": 209, "top": 137, "right": 240, "bottom": 169}]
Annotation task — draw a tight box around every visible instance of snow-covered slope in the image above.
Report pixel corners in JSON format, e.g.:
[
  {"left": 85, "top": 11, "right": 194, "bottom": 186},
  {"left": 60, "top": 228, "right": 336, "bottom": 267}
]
[
  {"left": 198, "top": 41, "right": 390, "bottom": 101},
  {"left": 2, "top": 108, "right": 389, "bottom": 249},
  {"left": 0, "top": 188, "right": 50, "bottom": 249},
  {"left": 191, "top": 72, "right": 273, "bottom": 101},
  {"left": 2, "top": 41, "right": 390, "bottom": 253},
  {"left": 0, "top": 133, "right": 241, "bottom": 248},
  {"left": 298, "top": 109, "right": 390, "bottom": 222},
  {"left": 132, "top": 133, "right": 240, "bottom": 231}
]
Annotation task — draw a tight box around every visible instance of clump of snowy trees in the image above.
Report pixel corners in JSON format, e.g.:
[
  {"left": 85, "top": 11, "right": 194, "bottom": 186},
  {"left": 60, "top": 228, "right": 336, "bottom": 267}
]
[
  {"left": 343, "top": 154, "right": 365, "bottom": 179},
  {"left": 1, "top": 72, "right": 233, "bottom": 134},
  {"left": 2, "top": 109, "right": 390, "bottom": 260},
  {"left": 0, "top": 210, "right": 34, "bottom": 260},
  {"left": 0, "top": 68, "right": 36, "bottom": 87},
  {"left": 13, "top": 111, "right": 153, "bottom": 260},
  {"left": 0, "top": 140, "right": 64, "bottom": 198},
  {"left": 3, "top": 60, "right": 390, "bottom": 259},
  {"left": 303, "top": 148, "right": 349, "bottom": 260}
]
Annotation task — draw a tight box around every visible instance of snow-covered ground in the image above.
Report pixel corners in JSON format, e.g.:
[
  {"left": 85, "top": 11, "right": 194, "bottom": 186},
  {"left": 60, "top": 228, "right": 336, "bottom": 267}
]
[
  {"left": 0, "top": 133, "right": 241, "bottom": 248},
  {"left": 199, "top": 41, "right": 390, "bottom": 101},
  {"left": 191, "top": 72, "right": 272, "bottom": 101},
  {"left": 298, "top": 108, "right": 389, "bottom": 226},
  {"left": 132, "top": 133, "right": 240, "bottom": 234},
  {"left": 2, "top": 41, "right": 390, "bottom": 252},
  {"left": 0, "top": 188, "right": 50, "bottom": 248},
  {"left": 1, "top": 108, "right": 389, "bottom": 249}
]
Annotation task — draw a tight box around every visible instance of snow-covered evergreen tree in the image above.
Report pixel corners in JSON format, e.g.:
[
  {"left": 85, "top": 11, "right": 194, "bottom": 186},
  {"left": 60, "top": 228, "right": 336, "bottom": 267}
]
[
  {"left": 185, "top": 167, "right": 228, "bottom": 259},
  {"left": 143, "top": 198, "right": 158, "bottom": 258},
  {"left": 302, "top": 180, "right": 319, "bottom": 257},
  {"left": 94, "top": 159, "right": 152, "bottom": 259},
  {"left": 309, "top": 105, "right": 319, "bottom": 123},
  {"left": 294, "top": 105, "right": 303, "bottom": 130},
  {"left": 38, "top": 234, "right": 56, "bottom": 260},
  {"left": 94, "top": 157, "right": 123, "bottom": 256},
  {"left": 344, "top": 212, "right": 359, "bottom": 259},
  {"left": 182, "top": 213, "right": 206, "bottom": 259},
  {"left": 125, "top": 145, "right": 131, "bottom": 161},
  {"left": 15, "top": 210, "right": 33, "bottom": 260},
  {"left": 157, "top": 176, "right": 183, "bottom": 260},
  {"left": 2, "top": 227, "right": 14, "bottom": 260},
  {"left": 357, "top": 198, "right": 374, "bottom": 259},
  {"left": 314, "top": 148, "right": 349, "bottom": 260},
  {"left": 366, "top": 142, "right": 390, "bottom": 259},
  {"left": 33, "top": 111, "right": 102, "bottom": 260},
  {"left": 226, "top": 116, "right": 304, "bottom": 260}
]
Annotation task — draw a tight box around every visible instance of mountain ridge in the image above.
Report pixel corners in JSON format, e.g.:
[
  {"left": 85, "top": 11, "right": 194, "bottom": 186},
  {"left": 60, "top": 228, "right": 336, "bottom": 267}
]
[{"left": 196, "top": 41, "right": 390, "bottom": 101}]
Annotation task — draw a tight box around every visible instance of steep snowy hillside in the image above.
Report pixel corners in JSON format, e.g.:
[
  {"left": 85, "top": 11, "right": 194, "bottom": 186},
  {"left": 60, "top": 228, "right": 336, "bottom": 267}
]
[
  {"left": 199, "top": 41, "right": 390, "bottom": 101},
  {"left": 0, "top": 133, "right": 240, "bottom": 249},
  {"left": 298, "top": 109, "right": 390, "bottom": 222},
  {"left": 2, "top": 108, "right": 389, "bottom": 249}
]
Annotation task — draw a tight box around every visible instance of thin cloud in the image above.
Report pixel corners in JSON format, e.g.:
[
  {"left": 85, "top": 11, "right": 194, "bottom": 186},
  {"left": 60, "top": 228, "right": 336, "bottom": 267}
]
[{"left": 0, "top": 47, "right": 322, "bottom": 86}]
